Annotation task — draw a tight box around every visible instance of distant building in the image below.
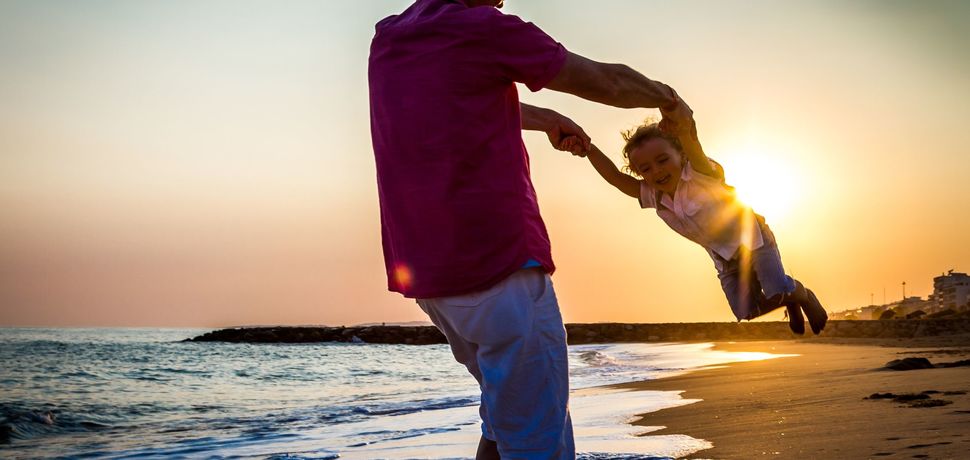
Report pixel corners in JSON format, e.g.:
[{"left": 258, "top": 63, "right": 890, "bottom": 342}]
[
  {"left": 829, "top": 269, "right": 969, "bottom": 320},
  {"left": 933, "top": 270, "right": 970, "bottom": 311},
  {"left": 830, "top": 296, "right": 933, "bottom": 320}
]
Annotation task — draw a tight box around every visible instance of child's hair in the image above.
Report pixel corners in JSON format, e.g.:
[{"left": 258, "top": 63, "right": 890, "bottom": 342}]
[{"left": 621, "top": 119, "right": 683, "bottom": 178}]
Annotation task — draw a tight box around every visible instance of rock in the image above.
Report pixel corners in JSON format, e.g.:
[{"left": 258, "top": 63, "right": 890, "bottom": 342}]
[
  {"left": 877, "top": 326, "right": 900, "bottom": 338},
  {"left": 908, "top": 399, "right": 952, "bottom": 408},
  {"left": 937, "top": 359, "right": 970, "bottom": 368},
  {"left": 892, "top": 393, "right": 930, "bottom": 402},
  {"left": 184, "top": 319, "right": 970, "bottom": 345},
  {"left": 866, "top": 392, "right": 953, "bottom": 408},
  {"left": 879, "top": 310, "right": 897, "bottom": 320},
  {"left": 928, "top": 309, "right": 956, "bottom": 319},
  {"left": 885, "top": 357, "right": 934, "bottom": 371}
]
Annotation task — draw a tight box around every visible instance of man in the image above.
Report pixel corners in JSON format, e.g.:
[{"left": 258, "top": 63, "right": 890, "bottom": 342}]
[{"left": 368, "top": 0, "right": 689, "bottom": 457}]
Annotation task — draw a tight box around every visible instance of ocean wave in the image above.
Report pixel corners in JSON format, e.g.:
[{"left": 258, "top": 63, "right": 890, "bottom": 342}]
[
  {"left": 353, "top": 395, "right": 479, "bottom": 417},
  {"left": 579, "top": 350, "right": 620, "bottom": 367},
  {"left": 152, "top": 367, "right": 212, "bottom": 376},
  {"left": 265, "top": 454, "right": 340, "bottom": 460},
  {"left": 0, "top": 410, "right": 56, "bottom": 443},
  {"left": 0, "top": 404, "right": 116, "bottom": 444},
  {"left": 578, "top": 454, "right": 671, "bottom": 460},
  {"left": 346, "top": 426, "right": 461, "bottom": 447}
]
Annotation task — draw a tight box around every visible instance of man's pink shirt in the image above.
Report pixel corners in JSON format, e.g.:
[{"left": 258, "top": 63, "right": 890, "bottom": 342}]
[{"left": 369, "top": 0, "right": 567, "bottom": 298}]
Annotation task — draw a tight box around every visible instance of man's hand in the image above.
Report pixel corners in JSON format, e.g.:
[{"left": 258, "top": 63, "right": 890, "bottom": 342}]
[
  {"left": 546, "top": 114, "right": 590, "bottom": 157},
  {"left": 520, "top": 103, "right": 590, "bottom": 156},
  {"left": 658, "top": 89, "right": 695, "bottom": 138}
]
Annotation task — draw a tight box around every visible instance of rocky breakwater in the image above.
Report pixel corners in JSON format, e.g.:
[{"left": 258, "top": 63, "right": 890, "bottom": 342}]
[
  {"left": 185, "top": 319, "right": 970, "bottom": 345},
  {"left": 185, "top": 325, "right": 447, "bottom": 345}
]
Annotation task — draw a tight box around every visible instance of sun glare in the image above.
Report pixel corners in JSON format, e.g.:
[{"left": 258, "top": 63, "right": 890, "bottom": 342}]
[{"left": 719, "top": 146, "right": 800, "bottom": 223}]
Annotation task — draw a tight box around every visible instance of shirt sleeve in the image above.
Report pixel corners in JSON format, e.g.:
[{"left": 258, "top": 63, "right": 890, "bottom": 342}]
[
  {"left": 639, "top": 181, "right": 657, "bottom": 209},
  {"left": 475, "top": 9, "right": 567, "bottom": 92}
]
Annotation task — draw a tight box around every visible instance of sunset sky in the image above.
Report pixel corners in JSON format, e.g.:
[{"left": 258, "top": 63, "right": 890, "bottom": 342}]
[{"left": 2, "top": 0, "right": 968, "bottom": 327}]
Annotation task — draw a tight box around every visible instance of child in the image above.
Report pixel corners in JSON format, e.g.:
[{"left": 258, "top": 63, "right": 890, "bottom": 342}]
[{"left": 572, "top": 105, "right": 827, "bottom": 334}]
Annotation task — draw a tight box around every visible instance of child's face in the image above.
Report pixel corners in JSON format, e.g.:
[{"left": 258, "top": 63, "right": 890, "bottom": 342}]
[{"left": 629, "top": 137, "right": 683, "bottom": 195}]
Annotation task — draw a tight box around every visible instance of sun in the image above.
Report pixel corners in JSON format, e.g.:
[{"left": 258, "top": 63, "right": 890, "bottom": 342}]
[{"left": 718, "top": 145, "right": 800, "bottom": 223}]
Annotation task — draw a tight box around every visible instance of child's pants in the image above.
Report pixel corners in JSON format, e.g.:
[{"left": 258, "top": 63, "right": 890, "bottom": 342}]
[
  {"left": 715, "top": 219, "right": 797, "bottom": 321},
  {"left": 416, "top": 268, "right": 574, "bottom": 459}
]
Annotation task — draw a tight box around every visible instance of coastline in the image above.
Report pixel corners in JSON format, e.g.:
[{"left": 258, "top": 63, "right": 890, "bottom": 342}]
[
  {"left": 624, "top": 335, "right": 970, "bottom": 459},
  {"left": 7, "top": 329, "right": 969, "bottom": 457},
  {"left": 184, "top": 318, "right": 970, "bottom": 344}
]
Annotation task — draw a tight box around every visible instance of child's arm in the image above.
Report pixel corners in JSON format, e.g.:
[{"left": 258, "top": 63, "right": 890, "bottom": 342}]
[
  {"left": 584, "top": 144, "right": 640, "bottom": 199},
  {"left": 661, "top": 96, "right": 717, "bottom": 177}
]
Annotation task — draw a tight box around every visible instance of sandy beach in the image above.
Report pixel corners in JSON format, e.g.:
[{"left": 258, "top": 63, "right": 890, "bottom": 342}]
[{"left": 626, "top": 335, "right": 970, "bottom": 459}]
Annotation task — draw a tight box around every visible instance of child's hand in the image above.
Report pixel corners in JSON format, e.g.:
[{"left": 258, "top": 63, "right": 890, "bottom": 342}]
[{"left": 556, "top": 136, "right": 588, "bottom": 157}]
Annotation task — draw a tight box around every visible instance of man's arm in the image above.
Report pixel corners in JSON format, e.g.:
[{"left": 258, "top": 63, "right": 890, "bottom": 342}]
[
  {"left": 545, "top": 52, "right": 679, "bottom": 111},
  {"left": 584, "top": 144, "right": 640, "bottom": 199},
  {"left": 521, "top": 102, "right": 591, "bottom": 153},
  {"left": 520, "top": 102, "right": 559, "bottom": 131}
]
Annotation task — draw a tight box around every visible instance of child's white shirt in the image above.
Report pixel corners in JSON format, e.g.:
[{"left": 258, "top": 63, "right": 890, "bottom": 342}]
[{"left": 639, "top": 160, "right": 765, "bottom": 269}]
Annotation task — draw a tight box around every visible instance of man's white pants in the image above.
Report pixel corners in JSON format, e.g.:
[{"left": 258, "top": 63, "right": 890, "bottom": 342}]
[{"left": 417, "top": 268, "right": 574, "bottom": 459}]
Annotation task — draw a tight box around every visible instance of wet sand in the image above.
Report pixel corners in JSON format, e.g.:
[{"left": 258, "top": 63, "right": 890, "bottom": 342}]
[{"left": 626, "top": 335, "right": 970, "bottom": 459}]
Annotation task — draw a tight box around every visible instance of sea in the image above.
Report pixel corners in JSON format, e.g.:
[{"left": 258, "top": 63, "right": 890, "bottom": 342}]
[{"left": 0, "top": 328, "right": 790, "bottom": 459}]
